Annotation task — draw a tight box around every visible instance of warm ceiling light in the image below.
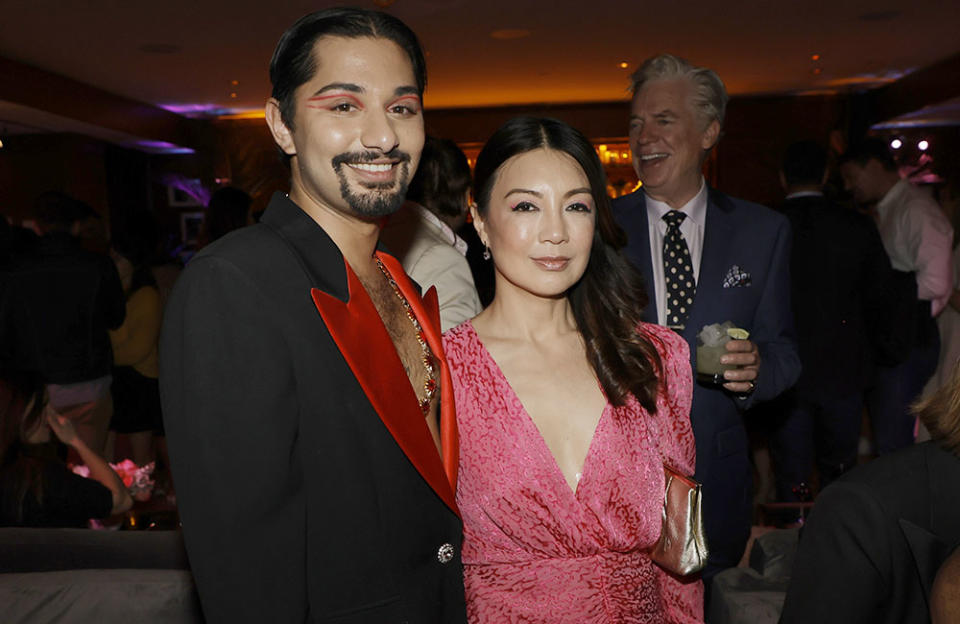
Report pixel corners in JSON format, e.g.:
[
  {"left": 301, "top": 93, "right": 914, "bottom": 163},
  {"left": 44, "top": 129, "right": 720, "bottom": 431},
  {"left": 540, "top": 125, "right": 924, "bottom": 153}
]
[
  {"left": 619, "top": 62, "right": 629, "bottom": 69},
  {"left": 890, "top": 138, "right": 903, "bottom": 149},
  {"left": 811, "top": 54, "right": 820, "bottom": 61},
  {"left": 230, "top": 92, "right": 238, "bottom": 98},
  {"left": 812, "top": 67, "right": 822, "bottom": 75},
  {"left": 918, "top": 140, "right": 930, "bottom": 151},
  {"left": 231, "top": 80, "right": 239, "bottom": 86},
  {"left": 490, "top": 29, "right": 531, "bottom": 40}
]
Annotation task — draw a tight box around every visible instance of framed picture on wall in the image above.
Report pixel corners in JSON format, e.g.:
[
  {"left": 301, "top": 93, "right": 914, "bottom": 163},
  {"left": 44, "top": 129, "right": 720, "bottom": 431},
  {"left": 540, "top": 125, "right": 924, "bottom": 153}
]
[
  {"left": 180, "top": 211, "right": 204, "bottom": 245},
  {"left": 167, "top": 181, "right": 203, "bottom": 207}
]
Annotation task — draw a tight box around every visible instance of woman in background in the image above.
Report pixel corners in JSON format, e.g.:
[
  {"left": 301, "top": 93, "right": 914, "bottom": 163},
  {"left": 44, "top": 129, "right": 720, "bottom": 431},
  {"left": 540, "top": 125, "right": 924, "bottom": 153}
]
[
  {"left": 443, "top": 117, "right": 701, "bottom": 623},
  {"left": 0, "top": 371, "right": 132, "bottom": 527},
  {"left": 108, "top": 232, "right": 163, "bottom": 468}
]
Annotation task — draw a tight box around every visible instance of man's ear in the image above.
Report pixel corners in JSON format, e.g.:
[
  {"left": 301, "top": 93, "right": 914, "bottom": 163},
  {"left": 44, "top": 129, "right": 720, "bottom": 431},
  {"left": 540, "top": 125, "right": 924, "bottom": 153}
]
[
  {"left": 265, "top": 98, "right": 296, "bottom": 157},
  {"left": 701, "top": 119, "right": 721, "bottom": 151}
]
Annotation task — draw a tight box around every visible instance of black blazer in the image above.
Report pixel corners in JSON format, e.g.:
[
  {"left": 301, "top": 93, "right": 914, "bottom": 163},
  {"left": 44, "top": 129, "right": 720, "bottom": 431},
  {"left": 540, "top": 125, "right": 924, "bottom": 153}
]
[
  {"left": 779, "top": 194, "right": 896, "bottom": 400},
  {"left": 160, "top": 193, "right": 466, "bottom": 623},
  {"left": 780, "top": 442, "right": 960, "bottom": 624},
  {"left": 613, "top": 188, "right": 800, "bottom": 569}
]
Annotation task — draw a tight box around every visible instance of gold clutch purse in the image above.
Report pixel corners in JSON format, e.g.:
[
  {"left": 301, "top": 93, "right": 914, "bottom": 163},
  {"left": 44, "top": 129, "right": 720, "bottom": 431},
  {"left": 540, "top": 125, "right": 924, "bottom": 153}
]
[{"left": 651, "top": 464, "right": 708, "bottom": 576}]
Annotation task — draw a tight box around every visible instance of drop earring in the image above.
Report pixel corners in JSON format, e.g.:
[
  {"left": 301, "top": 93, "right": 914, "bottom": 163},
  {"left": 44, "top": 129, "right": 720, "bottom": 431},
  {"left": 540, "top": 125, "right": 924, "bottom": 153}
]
[{"left": 482, "top": 245, "right": 491, "bottom": 261}]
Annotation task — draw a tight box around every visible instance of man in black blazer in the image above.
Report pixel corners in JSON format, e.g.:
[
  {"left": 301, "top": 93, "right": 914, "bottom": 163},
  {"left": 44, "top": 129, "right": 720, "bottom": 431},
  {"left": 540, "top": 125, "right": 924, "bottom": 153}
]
[
  {"left": 780, "top": 369, "right": 960, "bottom": 624},
  {"left": 160, "top": 9, "right": 466, "bottom": 623},
  {"left": 612, "top": 54, "right": 800, "bottom": 581},
  {"left": 768, "top": 141, "right": 897, "bottom": 502}
]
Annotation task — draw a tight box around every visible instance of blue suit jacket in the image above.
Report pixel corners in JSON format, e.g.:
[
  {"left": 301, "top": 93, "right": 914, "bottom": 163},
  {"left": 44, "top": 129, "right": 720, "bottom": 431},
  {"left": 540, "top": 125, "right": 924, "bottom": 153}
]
[{"left": 613, "top": 188, "right": 800, "bottom": 572}]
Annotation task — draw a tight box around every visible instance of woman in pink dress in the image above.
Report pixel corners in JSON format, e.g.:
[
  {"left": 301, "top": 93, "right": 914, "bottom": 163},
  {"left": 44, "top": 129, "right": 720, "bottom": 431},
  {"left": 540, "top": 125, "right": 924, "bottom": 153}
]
[{"left": 443, "top": 117, "right": 702, "bottom": 623}]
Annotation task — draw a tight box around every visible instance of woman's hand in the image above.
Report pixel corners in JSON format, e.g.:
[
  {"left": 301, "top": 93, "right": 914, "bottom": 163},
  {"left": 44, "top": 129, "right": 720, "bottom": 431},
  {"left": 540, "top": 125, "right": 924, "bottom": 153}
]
[{"left": 46, "top": 408, "right": 79, "bottom": 447}]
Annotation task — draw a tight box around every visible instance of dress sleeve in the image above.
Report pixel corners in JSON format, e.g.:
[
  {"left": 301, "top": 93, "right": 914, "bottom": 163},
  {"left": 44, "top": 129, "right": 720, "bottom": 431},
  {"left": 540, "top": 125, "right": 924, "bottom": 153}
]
[
  {"left": 643, "top": 324, "right": 704, "bottom": 623},
  {"left": 646, "top": 324, "right": 695, "bottom": 476}
]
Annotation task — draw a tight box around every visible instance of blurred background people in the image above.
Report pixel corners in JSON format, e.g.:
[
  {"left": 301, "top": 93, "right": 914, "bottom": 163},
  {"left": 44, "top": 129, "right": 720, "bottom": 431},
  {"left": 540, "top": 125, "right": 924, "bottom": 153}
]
[
  {"left": 0, "top": 371, "right": 132, "bottom": 527},
  {"left": 379, "top": 136, "right": 482, "bottom": 330},
  {"left": 840, "top": 138, "right": 954, "bottom": 455},
  {"left": 924, "top": 174, "right": 960, "bottom": 398},
  {"left": 768, "top": 140, "right": 897, "bottom": 501},
  {"left": 0, "top": 192, "right": 125, "bottom": 459},
  {"left": 779, "top": 360, "right": 960, "bottom": 624},
  {"left": 107, "top": 225, "right": 163, "bottom": 469}
]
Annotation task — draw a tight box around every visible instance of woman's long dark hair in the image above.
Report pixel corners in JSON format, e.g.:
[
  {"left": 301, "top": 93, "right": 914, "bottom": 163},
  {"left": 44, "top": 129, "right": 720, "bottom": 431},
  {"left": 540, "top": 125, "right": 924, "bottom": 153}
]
[
  {"left": 0, "top": 372, "right": 49, "bottom": 523},
  {"left": 111, "top": 229, "right": 157, "bottom": 298},
  {"left": 473, "top": 117, "right": 663, "bottom": 412}
]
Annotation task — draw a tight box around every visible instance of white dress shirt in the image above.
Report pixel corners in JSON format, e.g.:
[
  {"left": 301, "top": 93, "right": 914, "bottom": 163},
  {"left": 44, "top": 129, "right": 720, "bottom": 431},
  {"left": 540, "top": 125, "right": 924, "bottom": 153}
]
[
  {"left": 875, "top": 179, "right": 954, "bottom": 316},
  {"left": 646, "top": 179, "right": 709, "bottom": 326}
]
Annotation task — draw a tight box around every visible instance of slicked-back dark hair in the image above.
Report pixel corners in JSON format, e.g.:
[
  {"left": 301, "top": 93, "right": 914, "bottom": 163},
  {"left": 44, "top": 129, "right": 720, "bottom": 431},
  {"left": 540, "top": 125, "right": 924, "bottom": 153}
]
[
  {"left": 840, "top": 137, "right": 897, "bottom": 172},
  {"left": 782, "top": 140, "right": 827, "bottom": 187},
  {"left": 473, "top": 117, "right": 664, "bottom": 412},
  {"left": 269, "top": 7, "right": 426, "bottom": 132},
  {"left": 407, "top": 136, "right": 471, "bottom": 219}
]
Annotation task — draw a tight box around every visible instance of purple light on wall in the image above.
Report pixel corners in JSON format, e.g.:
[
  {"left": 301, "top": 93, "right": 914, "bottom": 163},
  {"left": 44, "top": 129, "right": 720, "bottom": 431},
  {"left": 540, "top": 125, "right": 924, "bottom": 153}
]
[
  {"left": 159, "top": 103, "right": 254, "bottom": 118},
  {"left": 160, "top": 103, "right": 223, "bottom": 117},
  {"left": 133, "top": 140, "right": 195, "bottom": 155}
]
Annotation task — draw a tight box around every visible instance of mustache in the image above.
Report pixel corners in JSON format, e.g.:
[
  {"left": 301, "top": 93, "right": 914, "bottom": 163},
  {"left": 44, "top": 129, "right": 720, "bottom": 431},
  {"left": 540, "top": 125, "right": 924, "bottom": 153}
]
[{"left": 332, "top": 151, "right": 412, "bottom": 168}]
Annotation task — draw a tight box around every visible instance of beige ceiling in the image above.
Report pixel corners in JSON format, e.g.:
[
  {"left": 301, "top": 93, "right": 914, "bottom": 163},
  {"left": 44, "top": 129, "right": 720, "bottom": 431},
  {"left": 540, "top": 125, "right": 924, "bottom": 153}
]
[{"left": 1, "top": 0, "right": 958, "bottom": 120}]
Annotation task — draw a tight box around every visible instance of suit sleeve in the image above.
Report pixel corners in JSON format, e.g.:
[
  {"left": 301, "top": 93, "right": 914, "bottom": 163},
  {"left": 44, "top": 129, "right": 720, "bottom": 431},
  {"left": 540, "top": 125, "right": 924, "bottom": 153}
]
[
  {"left": 160, "top": 256, "right": 306, "bottom": 622},
  {"left": 746, "top": 215, "right": 801, "bottom": 406},
  {"left": 779, "top": 482, "right": 890, "bottom": 624}
]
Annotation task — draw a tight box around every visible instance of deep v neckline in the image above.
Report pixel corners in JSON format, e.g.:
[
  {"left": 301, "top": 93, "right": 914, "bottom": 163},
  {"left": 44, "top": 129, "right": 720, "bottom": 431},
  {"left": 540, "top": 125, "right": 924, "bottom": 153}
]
[{"left": 466, "top": 321, "right": 610, "bottom": 499}]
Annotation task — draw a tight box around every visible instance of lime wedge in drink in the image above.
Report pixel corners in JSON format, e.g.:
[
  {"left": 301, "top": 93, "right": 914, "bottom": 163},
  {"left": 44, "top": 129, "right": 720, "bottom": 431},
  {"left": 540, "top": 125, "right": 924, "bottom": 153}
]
[{"left": 726, "top": 327, "right": 750, "bottom": 340}]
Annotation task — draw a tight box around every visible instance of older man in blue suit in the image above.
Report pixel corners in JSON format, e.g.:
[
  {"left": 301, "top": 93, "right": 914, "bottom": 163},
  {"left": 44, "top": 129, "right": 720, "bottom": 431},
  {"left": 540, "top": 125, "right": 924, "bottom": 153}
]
[{"left": 612, "top": 54, "right": 800, "bottom": 583}]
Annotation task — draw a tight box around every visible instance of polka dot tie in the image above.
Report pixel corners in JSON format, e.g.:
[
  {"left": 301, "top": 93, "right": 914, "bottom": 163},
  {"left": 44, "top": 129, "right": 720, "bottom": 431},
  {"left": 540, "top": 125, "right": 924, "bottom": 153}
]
[{"left": 662, "top": 210, "right": 696, "bottom": 330}]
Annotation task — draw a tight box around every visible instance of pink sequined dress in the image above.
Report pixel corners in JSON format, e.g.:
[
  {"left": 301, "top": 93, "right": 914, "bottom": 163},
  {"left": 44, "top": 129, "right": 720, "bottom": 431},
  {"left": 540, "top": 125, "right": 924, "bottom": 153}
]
[{"left": 443, "top": 321, "right": 703, "bottom": 624}]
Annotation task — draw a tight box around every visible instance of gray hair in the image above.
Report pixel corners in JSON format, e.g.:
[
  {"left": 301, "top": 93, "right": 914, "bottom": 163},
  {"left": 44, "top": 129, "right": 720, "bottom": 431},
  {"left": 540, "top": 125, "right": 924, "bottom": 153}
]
[{"left": 629, "top": 54, "right": 728, "bottom": 129}]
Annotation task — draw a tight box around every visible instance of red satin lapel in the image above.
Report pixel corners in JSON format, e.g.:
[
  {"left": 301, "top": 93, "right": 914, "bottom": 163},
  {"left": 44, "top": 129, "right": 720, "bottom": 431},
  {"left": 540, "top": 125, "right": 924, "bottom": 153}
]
[
  {"left": 376, "top": 252, "right": 460, "bottom": 493},
  {"left": 311, "top": 257, "right": 458, "bottom": 516}
]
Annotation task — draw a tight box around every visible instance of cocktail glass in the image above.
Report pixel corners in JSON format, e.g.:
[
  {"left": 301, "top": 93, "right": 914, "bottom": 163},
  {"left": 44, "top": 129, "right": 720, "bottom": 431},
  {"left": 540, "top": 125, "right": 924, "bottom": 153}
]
[{"left": 695, "top": 322, "right": 747, "bottom": 386}]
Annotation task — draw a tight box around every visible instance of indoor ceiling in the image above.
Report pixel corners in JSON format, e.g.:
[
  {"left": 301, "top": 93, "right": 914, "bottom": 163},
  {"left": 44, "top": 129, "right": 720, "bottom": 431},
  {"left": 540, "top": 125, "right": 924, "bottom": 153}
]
[{"left": 1, "top": 0, "right": 959, "bottom": 122}]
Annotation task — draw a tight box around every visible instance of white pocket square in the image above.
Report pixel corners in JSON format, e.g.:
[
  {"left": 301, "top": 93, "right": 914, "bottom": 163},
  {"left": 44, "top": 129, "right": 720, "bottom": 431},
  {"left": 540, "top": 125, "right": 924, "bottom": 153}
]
[{"left": 722, "top": 265, "right": 751, "bottom": 288}]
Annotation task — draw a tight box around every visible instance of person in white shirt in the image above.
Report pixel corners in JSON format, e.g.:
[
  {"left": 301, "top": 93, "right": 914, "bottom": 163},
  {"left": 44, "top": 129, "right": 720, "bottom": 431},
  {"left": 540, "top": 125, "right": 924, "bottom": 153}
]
[
  {"left": 840, "top": 137, "right": 953, "bottom": 454},
  {"left": 380, "top": 136, "right": 482, "bottom": 331}
]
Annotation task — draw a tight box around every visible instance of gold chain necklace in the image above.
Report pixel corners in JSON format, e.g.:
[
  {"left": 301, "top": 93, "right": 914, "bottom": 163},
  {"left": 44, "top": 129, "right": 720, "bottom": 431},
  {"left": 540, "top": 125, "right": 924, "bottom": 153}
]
[{"left": 376, "top": 257, "right": 438, "bottom": 415}]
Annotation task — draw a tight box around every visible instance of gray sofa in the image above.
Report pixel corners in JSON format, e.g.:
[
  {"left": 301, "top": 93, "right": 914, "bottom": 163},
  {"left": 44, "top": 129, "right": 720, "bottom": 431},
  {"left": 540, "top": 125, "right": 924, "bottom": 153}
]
[
  {"left": 0, "top": 527, "right": 202, "bottom": 623},
  {"left": 707, "top": 528, "right": 799, "bottom": 624}
]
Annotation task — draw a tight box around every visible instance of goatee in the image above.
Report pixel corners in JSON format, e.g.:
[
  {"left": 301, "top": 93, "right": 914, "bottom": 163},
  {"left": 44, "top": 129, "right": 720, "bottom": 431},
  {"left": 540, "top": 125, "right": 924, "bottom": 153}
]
[{"left": 332, "top": 151, "right": 413, "bottom": 218}]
